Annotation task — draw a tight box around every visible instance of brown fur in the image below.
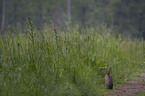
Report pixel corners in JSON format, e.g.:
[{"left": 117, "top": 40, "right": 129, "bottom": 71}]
[{"left": 104, "top": 67, "right": 113, "bottom": 89}]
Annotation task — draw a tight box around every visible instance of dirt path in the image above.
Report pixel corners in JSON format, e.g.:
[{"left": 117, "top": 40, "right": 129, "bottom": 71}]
[{"left": 103, "top": 73, "right": 145, "bottom": 96}]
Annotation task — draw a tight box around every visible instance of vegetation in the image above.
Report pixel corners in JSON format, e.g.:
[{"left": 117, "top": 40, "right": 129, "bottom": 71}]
[
  {"left": 0, "top": 0, "right": 145, "bottom": 95},
  {"left": 0, "top": 24, "right": 144, "bottom": 96}
]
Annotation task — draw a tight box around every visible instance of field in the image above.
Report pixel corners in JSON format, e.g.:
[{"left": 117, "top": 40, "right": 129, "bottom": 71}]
[{"left": 0, "top": 25, "right": 144, "bottom": 96}]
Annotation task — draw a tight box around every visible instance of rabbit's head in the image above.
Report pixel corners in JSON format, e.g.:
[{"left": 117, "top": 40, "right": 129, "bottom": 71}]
[{"left": 104, "top": 67, "right": 112, "bottom": 75}]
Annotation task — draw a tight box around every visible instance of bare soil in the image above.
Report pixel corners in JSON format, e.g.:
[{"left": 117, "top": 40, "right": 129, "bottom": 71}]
[{"left": 103, "top": 73, "right": 145, "bottom": 96}]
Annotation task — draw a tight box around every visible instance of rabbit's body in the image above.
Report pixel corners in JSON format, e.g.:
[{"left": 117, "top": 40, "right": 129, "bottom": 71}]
[{"left": 104, "top": 67, "right": 113, "bottom": 89}]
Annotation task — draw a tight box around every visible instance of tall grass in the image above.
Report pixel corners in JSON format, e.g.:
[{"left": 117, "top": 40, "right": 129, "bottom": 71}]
[{"left": 0, "top": 25, "right": 144, "bottom": 96}]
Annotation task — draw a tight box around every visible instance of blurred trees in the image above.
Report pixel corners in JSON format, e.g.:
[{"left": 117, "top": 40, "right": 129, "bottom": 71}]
[
  {"left": 0, "top": 0, "right": 145, "bottom": 38},
  {"left": 67, "top": 0, "right": 71, "bottom": 23},
  {"left": 1, "top": 0, "right": 6, "bottom": 31}
]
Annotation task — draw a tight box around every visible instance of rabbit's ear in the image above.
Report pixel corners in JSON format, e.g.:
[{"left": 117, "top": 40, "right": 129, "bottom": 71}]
[
  {"left": 107, "top": 67, "right": 112, "bottom": 73},
  {"left": 104, "top": 71, "right": 107, "bottom": 74},
  {"left": 109, "top": 67, "right": 112, "bottom": 71}
]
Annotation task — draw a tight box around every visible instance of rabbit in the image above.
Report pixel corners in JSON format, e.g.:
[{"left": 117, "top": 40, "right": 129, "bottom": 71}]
[{"left": 104, "top": 67, "right": 113, "bottom": 89}]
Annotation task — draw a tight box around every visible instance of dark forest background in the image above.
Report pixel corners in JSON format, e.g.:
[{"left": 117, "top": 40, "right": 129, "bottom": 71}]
[{"left": 0, "top": 0, "right": 145, "bottom": 38}]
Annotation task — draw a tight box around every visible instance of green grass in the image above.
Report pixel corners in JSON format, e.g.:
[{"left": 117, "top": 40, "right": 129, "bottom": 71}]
[{"left": 0, "top": 25, "right": 144, "bottom": 96}]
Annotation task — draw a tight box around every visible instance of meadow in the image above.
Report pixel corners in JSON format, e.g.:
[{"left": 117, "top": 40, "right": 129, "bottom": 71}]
[{"left": 0, "top": 24, "right": 144, "bottom": 96}]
